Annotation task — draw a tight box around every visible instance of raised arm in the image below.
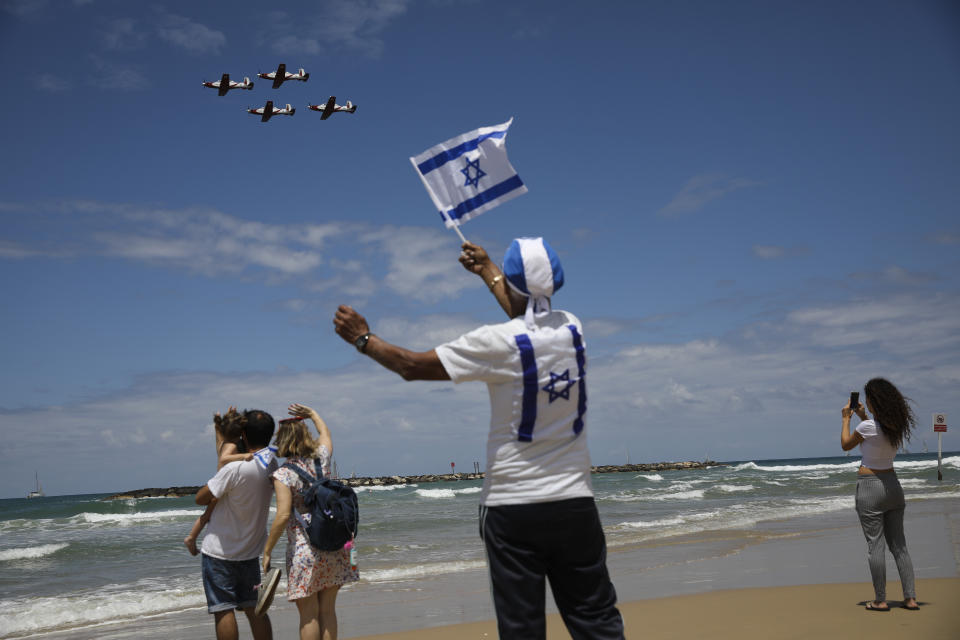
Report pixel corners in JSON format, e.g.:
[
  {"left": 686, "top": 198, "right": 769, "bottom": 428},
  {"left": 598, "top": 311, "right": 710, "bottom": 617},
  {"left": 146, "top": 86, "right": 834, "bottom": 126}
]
[
  {"left": 333, "top": 305, "right": 450, "bottom": 381},
  {"left": 840, "top": 399, "right": 865, "bottom": 451},
  {"left": 288, "top": 403, "right": 333, "bottom": 455},
  {"left": 217, "top": 441, "right": 254, "bottom": 468},
  {"left": 458, "top": 241, "right": 517, "bottom": 319}
]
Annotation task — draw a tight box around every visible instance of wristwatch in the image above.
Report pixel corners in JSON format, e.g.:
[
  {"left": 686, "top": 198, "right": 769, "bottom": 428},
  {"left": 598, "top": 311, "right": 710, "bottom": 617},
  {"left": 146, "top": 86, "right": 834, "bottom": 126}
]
[{"left": 354, "top": 332, "right": 372, "bottom": 353}]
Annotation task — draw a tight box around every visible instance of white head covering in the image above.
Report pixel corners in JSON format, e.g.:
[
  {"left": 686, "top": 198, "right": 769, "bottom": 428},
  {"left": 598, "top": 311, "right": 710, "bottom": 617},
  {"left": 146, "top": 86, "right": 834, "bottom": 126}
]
[{"left": 502, "top": 237, "right": 564, "bottom": 330}]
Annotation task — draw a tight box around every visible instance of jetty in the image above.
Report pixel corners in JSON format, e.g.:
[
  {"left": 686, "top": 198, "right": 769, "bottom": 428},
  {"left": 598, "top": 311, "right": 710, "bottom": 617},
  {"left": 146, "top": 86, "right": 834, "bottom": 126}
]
[{"left": 102, "top": 460, "right": 718, "bottom": 499}]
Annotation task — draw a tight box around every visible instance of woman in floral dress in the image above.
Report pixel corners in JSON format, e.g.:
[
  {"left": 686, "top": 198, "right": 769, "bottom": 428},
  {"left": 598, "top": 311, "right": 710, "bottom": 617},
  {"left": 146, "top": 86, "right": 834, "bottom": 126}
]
[{"left": 263, "top": 403, "right": 358, "bottom": 640}]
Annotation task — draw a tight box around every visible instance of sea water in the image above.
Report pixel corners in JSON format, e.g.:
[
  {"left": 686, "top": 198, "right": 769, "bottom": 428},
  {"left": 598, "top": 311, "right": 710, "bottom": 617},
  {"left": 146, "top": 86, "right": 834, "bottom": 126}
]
[{"left": 1, "top": 453, "right": 957, "bottom": 638}]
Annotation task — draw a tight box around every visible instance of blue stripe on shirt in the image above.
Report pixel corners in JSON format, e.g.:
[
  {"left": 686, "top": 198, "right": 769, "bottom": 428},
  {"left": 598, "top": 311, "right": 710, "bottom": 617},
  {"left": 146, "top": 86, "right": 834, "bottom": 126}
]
[
  {"left": 569, "top": 325, "right": 586, "bottom": 435},
  {"left": 514, "top": 334, "right": 538, "bottom": 442}
]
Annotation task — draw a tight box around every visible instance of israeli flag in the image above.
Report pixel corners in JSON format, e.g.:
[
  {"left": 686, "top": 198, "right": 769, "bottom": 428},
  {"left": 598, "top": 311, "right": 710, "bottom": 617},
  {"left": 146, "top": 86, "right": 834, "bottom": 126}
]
[{"left": 410, "top": 118, "right": 527, "bottom": 228}]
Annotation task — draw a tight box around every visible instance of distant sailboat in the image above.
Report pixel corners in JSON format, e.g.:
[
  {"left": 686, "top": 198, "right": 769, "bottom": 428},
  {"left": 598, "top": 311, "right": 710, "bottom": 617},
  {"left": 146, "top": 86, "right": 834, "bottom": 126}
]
[
  {"left": 27, "top": 472, "right": 44, "bottom": 499},
  {"left": 923, "top": 440, "right": 929, "bottom": 454}
]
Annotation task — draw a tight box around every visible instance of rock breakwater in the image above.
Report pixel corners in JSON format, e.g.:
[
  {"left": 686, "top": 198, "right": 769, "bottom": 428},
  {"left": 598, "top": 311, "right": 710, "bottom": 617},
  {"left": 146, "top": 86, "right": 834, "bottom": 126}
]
[{"left": 103, "top": 460, "right": 719, "bottom": 499}]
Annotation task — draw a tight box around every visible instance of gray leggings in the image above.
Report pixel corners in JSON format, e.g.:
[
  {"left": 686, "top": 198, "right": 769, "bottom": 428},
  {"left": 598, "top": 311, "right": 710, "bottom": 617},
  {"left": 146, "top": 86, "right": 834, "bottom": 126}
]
[{"left": 855, "top": 473, "right": 916, "bottom": 601}]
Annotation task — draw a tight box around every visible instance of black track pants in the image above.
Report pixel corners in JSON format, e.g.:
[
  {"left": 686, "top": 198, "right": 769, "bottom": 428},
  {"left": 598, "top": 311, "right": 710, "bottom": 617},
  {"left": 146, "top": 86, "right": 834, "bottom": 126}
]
[{"left": 479, "top": 497, "right": 624, "bottom": 640}]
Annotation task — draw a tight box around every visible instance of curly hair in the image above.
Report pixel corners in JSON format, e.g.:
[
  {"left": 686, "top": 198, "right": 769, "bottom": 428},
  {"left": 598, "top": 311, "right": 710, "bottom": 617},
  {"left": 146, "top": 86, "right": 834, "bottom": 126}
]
[
  {"left": 274, "top": 418, "right": 318, "bottom": 458},
  {"left": 214, "top": 407, "right": 247, "bottom": 453},
  {"left": 864, "top": 378, "right": 916, "bottom": 450}
]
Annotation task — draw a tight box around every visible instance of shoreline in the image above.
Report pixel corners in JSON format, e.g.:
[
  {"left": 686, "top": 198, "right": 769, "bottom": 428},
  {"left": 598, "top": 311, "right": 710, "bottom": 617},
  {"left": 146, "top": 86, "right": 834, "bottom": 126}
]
[
  {"left": 34, "top": 493, "right": 958, "bottom": 639},
  {"left": 102, "top": 461, "right": 719, "bottom": 499}
]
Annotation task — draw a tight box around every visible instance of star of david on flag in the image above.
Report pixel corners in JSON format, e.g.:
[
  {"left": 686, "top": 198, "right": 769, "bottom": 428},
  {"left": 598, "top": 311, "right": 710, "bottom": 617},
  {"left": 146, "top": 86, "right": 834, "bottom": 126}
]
[
  {"left": 410, "top": 118, "right": 527, "bottom": 229},
  {"left": 543, "top": 369, "right": 575, "bottom": 403}
]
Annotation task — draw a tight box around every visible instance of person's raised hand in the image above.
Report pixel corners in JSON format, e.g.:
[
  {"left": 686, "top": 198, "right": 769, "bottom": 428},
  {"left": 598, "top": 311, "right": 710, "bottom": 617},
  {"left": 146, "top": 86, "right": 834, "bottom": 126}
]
[
  {"left": 458, "top": 241, "right": 492, "bottom": 276},
  {"left": 287, "top": 403, "right": 315, "bottom": 419},
  {"left": 333, "top": 305, "right": 371, "bottom": 345}
]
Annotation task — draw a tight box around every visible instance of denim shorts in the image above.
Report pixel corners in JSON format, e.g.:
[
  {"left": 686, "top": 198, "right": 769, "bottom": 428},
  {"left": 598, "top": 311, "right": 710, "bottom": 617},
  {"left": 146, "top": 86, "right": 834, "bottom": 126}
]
[{"left": 201, "top": 553, "right": 261, "bottom": 613}]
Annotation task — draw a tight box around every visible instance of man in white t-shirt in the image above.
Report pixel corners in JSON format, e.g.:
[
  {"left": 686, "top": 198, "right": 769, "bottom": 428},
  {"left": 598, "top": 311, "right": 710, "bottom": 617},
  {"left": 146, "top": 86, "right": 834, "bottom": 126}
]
[
  {"left": 333, "top": 238, "right": 623, "bottom": 639},
  {"left": 195, "top": 409, "right": 278, "bottom": 640}
]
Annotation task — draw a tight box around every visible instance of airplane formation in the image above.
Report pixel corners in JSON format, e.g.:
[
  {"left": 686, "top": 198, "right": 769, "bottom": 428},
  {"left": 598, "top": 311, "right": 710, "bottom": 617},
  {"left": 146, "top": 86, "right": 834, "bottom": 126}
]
[{"left": 203, "top": 63, "right": 357, "bottom": 123}]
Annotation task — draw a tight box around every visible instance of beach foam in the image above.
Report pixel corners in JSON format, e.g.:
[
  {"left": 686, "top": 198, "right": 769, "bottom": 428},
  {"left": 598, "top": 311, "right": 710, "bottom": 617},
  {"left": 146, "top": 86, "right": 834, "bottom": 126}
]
[
  {"left": 354, "top": 484, "right": 416, "bottom": 493},
  {"left": 713, "top": 484, "right": 755, "bottom": 493},
  {"left": 0, "top": 543, "right": 69, "bottom": 562},
  {"left": 612, "top": 496, "right": 856, "bottom": 543},
  {"left": 73, "top": 509, "right": 202, "bottom": 526},
  {"left": 361, "top": 559, "right": 486, "bottom": 582},
  {"left": 0, "top": 575, "right": 204, "bottom": 636},
  {"left": 415, "top": 487, "right": 482, "bottom": 499}
]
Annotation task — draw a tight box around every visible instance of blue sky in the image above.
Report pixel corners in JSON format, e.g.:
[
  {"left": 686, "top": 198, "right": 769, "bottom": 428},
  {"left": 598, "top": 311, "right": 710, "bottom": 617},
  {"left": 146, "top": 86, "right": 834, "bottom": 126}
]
[{"left": 1, "top": 0, "right": 958, "bottom": 498}]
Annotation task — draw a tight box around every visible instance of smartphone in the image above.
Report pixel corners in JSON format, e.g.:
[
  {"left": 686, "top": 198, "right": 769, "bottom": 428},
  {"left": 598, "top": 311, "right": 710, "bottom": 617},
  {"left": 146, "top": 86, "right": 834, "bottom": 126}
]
[{"left": 849, "top": 391, "right": 859, "bottom": 410}]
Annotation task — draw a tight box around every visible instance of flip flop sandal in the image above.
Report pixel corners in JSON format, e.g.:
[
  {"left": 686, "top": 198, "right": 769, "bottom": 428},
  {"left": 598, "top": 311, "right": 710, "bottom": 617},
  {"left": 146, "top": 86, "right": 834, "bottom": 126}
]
[{"left": 255, "top": 567, "right": 281, "bottom": 617}]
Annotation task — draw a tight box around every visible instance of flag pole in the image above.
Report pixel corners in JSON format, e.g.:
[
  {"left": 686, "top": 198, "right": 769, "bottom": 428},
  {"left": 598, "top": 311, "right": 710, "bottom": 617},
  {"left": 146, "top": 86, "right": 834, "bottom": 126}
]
[
  {"left": 449, "top": 219, "right": 467, "bottom": 243},
  {"left": 409, "top": 157, "right": 467, "bottom": 245}
]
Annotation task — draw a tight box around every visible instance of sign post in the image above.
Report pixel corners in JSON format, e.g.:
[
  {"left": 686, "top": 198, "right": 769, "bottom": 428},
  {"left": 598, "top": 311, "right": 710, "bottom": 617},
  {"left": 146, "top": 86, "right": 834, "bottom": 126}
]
[{"left": 933, "top": 413, "right": 948, "bottom": 481}]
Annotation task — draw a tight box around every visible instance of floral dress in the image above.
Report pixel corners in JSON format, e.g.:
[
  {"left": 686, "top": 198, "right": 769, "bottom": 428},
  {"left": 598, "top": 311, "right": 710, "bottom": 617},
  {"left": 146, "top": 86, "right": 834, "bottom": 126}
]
[{"left": 273, "top": 445, "right": 358, "bottom": 600}]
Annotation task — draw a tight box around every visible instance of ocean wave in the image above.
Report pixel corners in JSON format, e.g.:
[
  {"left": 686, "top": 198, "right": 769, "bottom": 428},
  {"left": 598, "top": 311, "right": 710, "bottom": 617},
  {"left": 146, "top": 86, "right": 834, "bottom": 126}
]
[
  {"left": 732, "top": 461, "right": 859, "bottom": 473},
  {"left": 415, "top": 487, "right": 482, "bottom": 499},
  {"left": 913, "top": 488, "right": 960, "bottom": 501},
  {"left": 72, "top": 509, "right": 202, "bottom": 526},
  {"left": 714, "top": 484, "right": 755, "bottom": 493},
  {"left": 361, "top": 559, "right": 486, "bottom": 582},
  {"left": 732, "top": 455, "right": 959, "bottom": 475},
  {"left": 619, "top": 510, "right": 721, "bottom": 530},
  {"left": 612, "top": 496, "right": 855, "bottom": 543},
  {"left": 634, "top": 474, "right": 663, "bottom": 481},
  {"left": 354, "top": 484, "right": 416, "bottom": 493},
  {"left": 0, "top": 543, "right": 69, "bottom": 562},
  {"left": 647, "top": 489, "right": 705, "bottom": 501},
  {"left": 894, "top": 455, "right": 960, "bottom": 470},
  {"left": 0, "top": 576, "right": 204, "bottom": 636}
]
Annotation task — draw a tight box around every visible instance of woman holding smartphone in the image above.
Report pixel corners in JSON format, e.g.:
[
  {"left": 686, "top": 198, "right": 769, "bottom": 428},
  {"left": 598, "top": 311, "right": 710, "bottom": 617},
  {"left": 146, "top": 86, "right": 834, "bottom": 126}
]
[{"left": 840, "top": 378, "right": 919, "bottom": 611}]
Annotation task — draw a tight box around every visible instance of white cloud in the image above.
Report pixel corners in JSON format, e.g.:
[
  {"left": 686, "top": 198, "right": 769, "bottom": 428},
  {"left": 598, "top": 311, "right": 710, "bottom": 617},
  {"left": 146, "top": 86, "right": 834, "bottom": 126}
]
[
  {"left": 658, "top": 173, "right": 760, "bottom": 216},
  {"left": 2, "top": 278, "right": 959, "bottom": 496},
  {"left": 0, "top": 199, "right": 480, "bottom": 304},
  {"left": 752, "top": 244, "right": 810, "bottom": 259},
  {"left": 259, "top": 0, "right": 411, "bottom": 58},
  {"left": 930, "top": 232, "right": 960, "bottom": 245},
  {"left": 87, "top": 54, "right": 147, "bottom": 91},
  {"left": 1, "top": 0, "right": 47, "bottom": 16},
  {"left": 101, "top": 17, "right": 146, "bottom": 50},
  {"left": 35, "top": 73, "right": 71, "bottom": 92},
  {"left": 155, "top": 11, "right": 226, "bottom": 54},
  {"left": 785, "top": 293, "right": 960, "bottom": 354}
]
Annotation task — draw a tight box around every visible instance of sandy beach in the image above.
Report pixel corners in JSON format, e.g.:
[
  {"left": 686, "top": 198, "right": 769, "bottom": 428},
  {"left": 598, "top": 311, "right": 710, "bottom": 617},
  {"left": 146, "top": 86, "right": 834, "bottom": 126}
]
[
  {"left": 33, "top": 493, "right": 958, "bottom": 640},
  {"left": 350, "top": 578, "right": 960, "bottom": 640}
]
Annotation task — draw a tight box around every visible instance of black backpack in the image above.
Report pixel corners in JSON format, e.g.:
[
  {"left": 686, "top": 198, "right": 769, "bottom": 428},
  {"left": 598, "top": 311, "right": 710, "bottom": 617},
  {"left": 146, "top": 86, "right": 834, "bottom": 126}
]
[{"left": 283, "top": 459, "right": 359, "bottom": 551}]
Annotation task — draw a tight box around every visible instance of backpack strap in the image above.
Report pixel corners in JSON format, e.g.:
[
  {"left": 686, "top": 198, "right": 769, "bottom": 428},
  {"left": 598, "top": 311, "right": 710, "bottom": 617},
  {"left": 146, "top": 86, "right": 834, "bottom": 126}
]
[
  {"left": 282, "top": 460, "right": 315, "bottom": 487},
  {"left": 281, "top": 460, "right": 318, "bottom": 532}
]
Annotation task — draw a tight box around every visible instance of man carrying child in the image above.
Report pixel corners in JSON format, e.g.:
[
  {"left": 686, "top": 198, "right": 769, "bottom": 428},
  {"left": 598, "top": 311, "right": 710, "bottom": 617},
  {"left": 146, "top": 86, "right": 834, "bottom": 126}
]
[{"left": 195, "top": 409, "right": 278, "bottom": 640}]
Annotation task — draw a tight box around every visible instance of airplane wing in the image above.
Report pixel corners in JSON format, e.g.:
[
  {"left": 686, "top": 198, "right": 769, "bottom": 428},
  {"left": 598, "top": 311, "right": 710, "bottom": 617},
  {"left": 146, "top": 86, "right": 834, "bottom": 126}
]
[
  {"left": 218, "top": 73, "right": 230, "bottom": 96},
  {"left": 272, "top": 63, "right": 286, "bottom": 89},
  {"left": 320, "top": 96, "right": 337, "bottom": 120},
  {"left": 261, "top": 100, "right": 273, "bottom": 123}
]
